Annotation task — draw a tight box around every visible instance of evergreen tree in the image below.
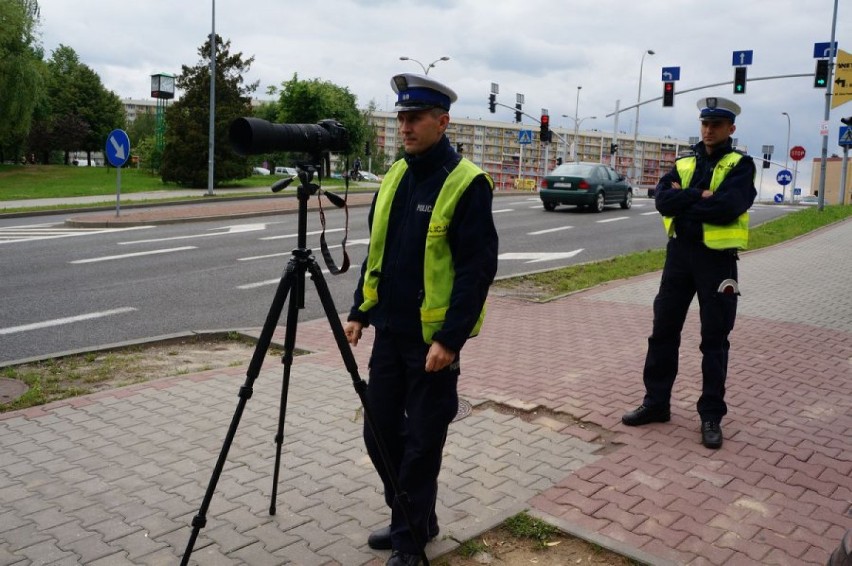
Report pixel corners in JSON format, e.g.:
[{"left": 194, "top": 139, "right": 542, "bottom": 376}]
[{"left": 160, "top": 35, "right": 257, "bottom": 187}]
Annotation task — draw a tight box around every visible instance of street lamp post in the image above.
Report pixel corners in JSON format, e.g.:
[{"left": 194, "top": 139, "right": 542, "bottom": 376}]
[
  {"left": 574, "top": 86, "right": 581, "bottom": 162},
  {"left": 398, "top": 56, "right": 450, "bottom": 75},
  {"left": 561, "top": 113, "right": 597, "bottom": 162},
  {"left": 782, "top": 111, "right": 791, "bottom": 202},
  {"left": 632, "top": 49, "right": 655, "bottom": 185}
]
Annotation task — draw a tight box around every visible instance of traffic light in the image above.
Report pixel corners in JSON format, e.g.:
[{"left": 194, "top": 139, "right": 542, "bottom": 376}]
[
  {"left": 842, "top": 116, "right": 852, "bottom": 126},
  {"left": 762, "top": 153, "right": 771, "bottom": 169},
  {"left": 556, "top": 157, "right": 563, "bottom": 166},
  {"left": 540, "top": 114, "right": 549, "bottom": 141},
  {"left": 662, "top": 82, "right": 674, "bottom": 107},
  {"left": 610, "top": 143, "right": 618, "bottom": 155},
  {"left": 488, "top": 93, "right": 496, "bottom": 113},
  {"left": 814, "top": 59, "right": 830, "bottom": 88},
  {"left": 456, "top": 143, "right": 464, "bottom": 154},
  {"left": 734, "top": 66, "right": 747, "bottom": 94},
  {"left": 515, "top": 103, "right": 522, "bottom": 123}
]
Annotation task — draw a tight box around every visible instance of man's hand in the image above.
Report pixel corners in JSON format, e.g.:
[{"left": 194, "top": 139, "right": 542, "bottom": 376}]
[
  {"left": 425, "top": 341, "right": 456, "bottom": 372},
  {"left": 344, "top": 321, "right": 363, "bottom": 346}
]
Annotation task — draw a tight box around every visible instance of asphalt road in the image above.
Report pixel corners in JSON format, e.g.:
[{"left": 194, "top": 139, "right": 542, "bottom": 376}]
[{"left": 0, "top": 196, "right": 794, "bottom": 363}]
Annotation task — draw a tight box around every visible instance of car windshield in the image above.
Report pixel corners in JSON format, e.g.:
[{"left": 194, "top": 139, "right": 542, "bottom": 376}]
[{"left": 550, "top": 163, "right": 597, "bottom": 177}]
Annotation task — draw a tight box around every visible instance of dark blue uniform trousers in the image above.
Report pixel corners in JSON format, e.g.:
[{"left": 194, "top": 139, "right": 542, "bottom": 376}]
[
  {"left": 642, "top": 237, "right": 739, "bottom": 422},
  {"left": 364, "top": 330, "right": 459, "bottom": 554}
]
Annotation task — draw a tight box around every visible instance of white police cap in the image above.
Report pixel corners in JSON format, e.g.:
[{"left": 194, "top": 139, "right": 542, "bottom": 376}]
[
  {"left": 697, "top": 97, "right": 741, "bottom": 123},
  {"left": 391, "top": 73, "right": 458, "bottom": 112}
]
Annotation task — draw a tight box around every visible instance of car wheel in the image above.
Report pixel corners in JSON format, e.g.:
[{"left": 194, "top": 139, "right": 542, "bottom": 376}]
[
  {"left": 543, "top": 202, "right": 556, "bottom": 211},
  {"left": 592, "top": 192, "right": 605, "bottom": 213},
  {"left": 620, "top": 190, "right": 633, "bottom": 209}
]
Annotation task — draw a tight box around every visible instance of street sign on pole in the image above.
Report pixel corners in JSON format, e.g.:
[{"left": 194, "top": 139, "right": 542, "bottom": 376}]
[
  {"left": 776, "top": 170, "right": 793, "bottom": 186},
  {"left": 833, "top": 49, "right": 852, "bottom": 109},
  {"left": 518, "top": 130, "right": 533, "bottom": 145},
  {"left": 790, "top": 146, "right": 806, "bottom": 161},
  {"left": 661, "top": 67, "right": 680, "bottom": 81},
  {"left": 732, "top": 50, "right": 753, "bottom": 66},
  {"left": 813, "top": 42, "right": 838, "bottom": 59},
  {"left": 105, "top": 129, "right": 130, "bottom": 216},
  {"left": 840, "top": 126, "right": 852, "bottom": 147}
]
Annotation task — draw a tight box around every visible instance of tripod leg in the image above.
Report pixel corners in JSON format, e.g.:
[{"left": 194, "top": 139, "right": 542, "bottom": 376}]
[
  {"left": 306, "top": 260, "right": 430, "bottom": 566},
  {"left": 269, "top": 260, "right": 304, "bottom": 515},
  {"left": 181, "top": 261, "right": 297, "bottom": 566}
]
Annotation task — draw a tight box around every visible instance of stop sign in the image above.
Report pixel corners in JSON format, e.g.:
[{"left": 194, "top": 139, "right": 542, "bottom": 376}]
[{"left": 790, "top": 146, "right": 806, "bottom": 161}]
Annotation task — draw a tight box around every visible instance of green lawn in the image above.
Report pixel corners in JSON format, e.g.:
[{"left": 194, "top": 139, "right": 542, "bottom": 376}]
[{"left": 0, "top": 164, "right": 349, "bottom": 201}]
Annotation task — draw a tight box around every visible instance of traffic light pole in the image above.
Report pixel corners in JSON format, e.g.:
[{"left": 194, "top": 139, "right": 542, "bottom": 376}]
[{"left": 816, "top": 0, "right": 839, "bottom": 211}]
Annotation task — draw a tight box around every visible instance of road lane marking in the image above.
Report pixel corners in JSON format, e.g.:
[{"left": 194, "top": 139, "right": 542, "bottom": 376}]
[
  {"left": 0, "top": 225, "right": 151, "bottom": 244},
  {"left": 641, "top": 211, "right": 659, "bottom": 216},
  {"left": 120, "top": 223, "right": 268, "bottom": 245},
  {"left": 492, "top": 208, "right": 514, "bottom": 213},
  {"left": 528, "top": 226, "right": 573, "bottom": 235},
  {"left": 0, "top": 308, "right": 137, "bottom": 335},
  {"left": 498, "top": 250, "right": 584, "bottom": 263},
  {"left": 261, "top": 228, "right": 344, "bottom": 241},
  {"left": 237, "top": 238, "right": 370, "bottom": 262},
  {"left": 69, "top": 246, "right": 196, "bottom": 263},
  {"left": 596, "top": 217, "right": 629, "bottom": 223}
]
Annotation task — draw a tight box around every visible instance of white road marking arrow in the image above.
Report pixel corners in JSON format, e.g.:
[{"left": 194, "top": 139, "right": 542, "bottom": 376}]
[
  {"left": 499, "top": 250, "right": 584, "bottom": 263},
  {"left": 110, "top": 135, "right": 126, "bottom": 160}
]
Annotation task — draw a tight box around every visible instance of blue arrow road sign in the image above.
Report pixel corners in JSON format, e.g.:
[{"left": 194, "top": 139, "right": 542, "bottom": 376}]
[
  {"left": 518, "top": 130, "right": 533, "bottom": 145},
  {"left": 774, "top": 194, "right": 784, "bottom": 203},
  {"left": 732, "top": 50, "right": 753, "bottom": 66},
  {"left": 106, "top": 129, "right": 130, "bottom": 167},
  {"left": 661, "top": 67, "right": 680, "bottom": 81},
  {"left": 840, "top": 126, "right": 852, "bottom": 147},
  {"left": 813, "top": 42, "right": 838, "bottom": 58},
  {"left": 776, "top": 169, "right": 793, "bottom": 186}
]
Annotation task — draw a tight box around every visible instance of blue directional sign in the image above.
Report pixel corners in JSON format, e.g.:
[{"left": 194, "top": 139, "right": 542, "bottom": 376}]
[
  {"left": 776, "top": 169, "right": 793, "bottom": 186},
  {"left": 518, "top": 130, "right": 533, "bottom": 145},
  {"left": 793, "top": 188, "right": 802, "bottom": 196},
  {"left": 661, "top": 67, "right": 680, "bottom": 81},
  {"left": 774, "top": 194, "right": 784, "bottom": 203},
  {"left": 732, "top": 50, "right": 753, "bottom": 66},
  {"left": 813, "top": 42, "right": 838, "bottom": 58},
  {"left": 840, "top": 126, "right": 852, "bottom": 147},
  {"left": 105, "top": 129, "right": 130, "bottom": 167}
]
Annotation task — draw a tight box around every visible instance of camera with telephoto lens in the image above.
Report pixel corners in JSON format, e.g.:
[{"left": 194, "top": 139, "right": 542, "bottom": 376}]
[{"left": 229, "top": 117, "right": 349, "bottom": 156}]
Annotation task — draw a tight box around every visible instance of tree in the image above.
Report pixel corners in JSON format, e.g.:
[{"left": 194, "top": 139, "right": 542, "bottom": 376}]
[
  {"left": 273, "top": 74, "right": 366, "bottom": 168},
  {"left": 0, "top": 0, "right": 44, "bottom": 162},
  {"left": 36, "top": 45, "right": 125, "bottom": 164},
  {"left": 160, "top": 35, "right": 257, "bottom": 187}
]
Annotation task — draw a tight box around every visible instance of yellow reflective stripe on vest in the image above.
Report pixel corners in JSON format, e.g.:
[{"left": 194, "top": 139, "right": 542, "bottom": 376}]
[
  {"left": 359, "top": 158, "right": 494, "bottom": 344},
  {"left": 358, "top": 160, "right": 408, "bottom": 312},
  {"left": 661, "top": 152, "right": 750, "bottom": 250}
]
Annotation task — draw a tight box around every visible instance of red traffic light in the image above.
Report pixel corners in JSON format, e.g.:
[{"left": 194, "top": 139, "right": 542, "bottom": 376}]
[{"left": 541, "top": 115, "right": 549, "bottom": 124}]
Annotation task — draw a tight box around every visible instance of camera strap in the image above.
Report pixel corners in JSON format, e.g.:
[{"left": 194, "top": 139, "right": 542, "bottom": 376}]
[{"left": 317, "top": 184, "right": 350, "bottom": 275}]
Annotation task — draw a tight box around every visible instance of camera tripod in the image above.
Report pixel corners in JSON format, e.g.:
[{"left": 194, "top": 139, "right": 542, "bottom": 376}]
[{"left": 181, "top": 165, "right": 429, "bottom": 565}]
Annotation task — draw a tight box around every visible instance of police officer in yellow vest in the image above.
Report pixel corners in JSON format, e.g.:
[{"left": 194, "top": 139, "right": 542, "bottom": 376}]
[
  {"left": 622, "top": 97, "right": 756, "bottom": 450},
  {"left": 344, "top": 73, "right": 498, "bottom": 566}
]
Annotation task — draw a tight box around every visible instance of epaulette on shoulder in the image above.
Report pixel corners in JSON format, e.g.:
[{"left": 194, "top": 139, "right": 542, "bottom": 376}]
[{"left": 675, "top": 151, "right": 696, "bottom": 160}]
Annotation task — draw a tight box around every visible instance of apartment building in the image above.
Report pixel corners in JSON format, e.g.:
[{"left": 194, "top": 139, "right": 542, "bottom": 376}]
[{"left": 368, "top": 111, "right": 690, "bottom": 191}]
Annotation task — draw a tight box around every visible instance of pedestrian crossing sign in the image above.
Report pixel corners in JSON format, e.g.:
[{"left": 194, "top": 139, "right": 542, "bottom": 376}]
[
  {"left": 518, "top": 130, "right": 533, "bottom": 145},
  {"left": 840, "top": 126, "right": 852, "bottom": 147}
]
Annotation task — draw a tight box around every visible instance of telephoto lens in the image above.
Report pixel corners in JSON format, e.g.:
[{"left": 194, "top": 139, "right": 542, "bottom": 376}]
[{"left": 230, "top": 117, "right": 348, "bottom": 155}]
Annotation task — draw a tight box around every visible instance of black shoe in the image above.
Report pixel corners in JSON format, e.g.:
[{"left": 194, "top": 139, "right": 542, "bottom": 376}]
[
  {"left": 621, "top": 405, "right": 671, "bottom": 426},
  {"left": 386, "top": 550, "right": 423, "bottom": 566},
  {"left": 701, "top": 421, "right": 723, "bottom": 449},
  {"left": 368, "top": 525, "right": 439, "bottom": 550}
]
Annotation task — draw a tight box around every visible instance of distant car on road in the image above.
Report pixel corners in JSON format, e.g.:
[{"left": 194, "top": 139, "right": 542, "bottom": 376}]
[
  {"left": 539, "top": 162, "right": 632, "bottom": 212},
  {"left": 798, "top": 195, "right": 819, "bottom": 205},
  {"left": 252, "top": 167, "right": 270, "bottom": 176},
  {"left": 357, "top": 171, "right": 380, "bottom": 182},
  {"left": 274, "top": 166, "right": 298, "bottom": 177}
]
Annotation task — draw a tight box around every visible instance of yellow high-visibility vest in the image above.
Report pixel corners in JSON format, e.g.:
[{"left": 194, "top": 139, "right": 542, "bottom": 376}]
[
  {"left": 359, "top": 158, "right": 494, "bottom": 344},
  {"left": 662, "top": 152, "right": 750, "bottom": 250}
]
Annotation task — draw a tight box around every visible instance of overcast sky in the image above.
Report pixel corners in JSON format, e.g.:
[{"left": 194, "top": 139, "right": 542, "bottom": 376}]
[{"left": 35, "top": 0, "right": 850, "bottom": 194}]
